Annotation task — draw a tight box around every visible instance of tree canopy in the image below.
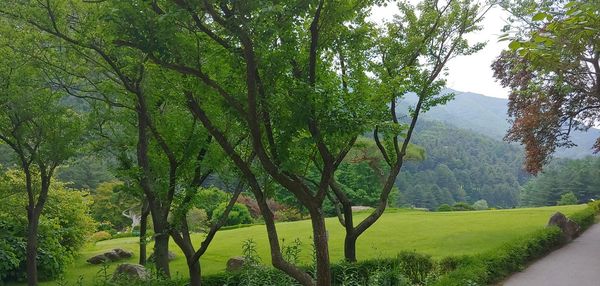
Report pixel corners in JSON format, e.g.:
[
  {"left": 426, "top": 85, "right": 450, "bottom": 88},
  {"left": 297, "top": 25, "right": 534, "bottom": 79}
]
[{"left": 493, "top": 0, "right": 600, "bottom": 173}]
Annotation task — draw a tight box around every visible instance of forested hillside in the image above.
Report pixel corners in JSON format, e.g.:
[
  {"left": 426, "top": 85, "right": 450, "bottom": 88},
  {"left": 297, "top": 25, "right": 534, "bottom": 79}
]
[
  {"left": 399, "top": 89, "right": 600, "bottom": 159},
  {"left": 520, "top": 157, "right": 600, "bottom": 207},
  {"left": 395, "top": 120, "right": 528, "bottom": 209}
]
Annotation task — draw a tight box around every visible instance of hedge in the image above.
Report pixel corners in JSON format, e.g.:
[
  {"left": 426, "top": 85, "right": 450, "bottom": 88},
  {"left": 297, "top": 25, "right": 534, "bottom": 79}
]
[{"left": 433, "top": 201, "right": 600, "bottom": 286}]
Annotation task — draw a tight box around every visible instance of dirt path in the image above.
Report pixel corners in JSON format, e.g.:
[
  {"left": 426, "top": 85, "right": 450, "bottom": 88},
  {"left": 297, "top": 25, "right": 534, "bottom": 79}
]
[{"left": 501, "top": 222, "right": 600, "bottom": 286}]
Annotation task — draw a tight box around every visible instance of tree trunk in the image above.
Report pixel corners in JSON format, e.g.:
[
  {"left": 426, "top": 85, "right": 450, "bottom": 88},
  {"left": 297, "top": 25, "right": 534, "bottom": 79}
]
[
  {"left": 26, "top": 209, "right": 40, "bottom": 286},
  {"left": 139, "top": 200, "right": 150, "bottom": 265},
  {"left": 188, "top": 260, "right": 201, "bottom": 286},
  {"left": 309, "top": 207, "right": 331, "bottom": 286},
  {"left": 343, "top": 234, "right": 357, "bottom": 263},
  {"left": 152, "top": 218, "right": 171, "bottom": 277}
]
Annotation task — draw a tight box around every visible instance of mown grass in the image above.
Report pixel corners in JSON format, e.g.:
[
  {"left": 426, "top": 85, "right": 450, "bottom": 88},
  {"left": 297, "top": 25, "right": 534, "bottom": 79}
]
[{"left": 35, "top": 205, "right": 585, "bottom": 285}]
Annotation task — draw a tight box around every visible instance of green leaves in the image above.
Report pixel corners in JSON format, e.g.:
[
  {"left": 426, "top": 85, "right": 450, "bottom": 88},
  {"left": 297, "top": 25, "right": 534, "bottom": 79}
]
[
  {"left": 531, "top": 12, "right": 551, "bottom": 22},
  {"left": 508, "top": 40, "right": 522, "bottom": 51}
]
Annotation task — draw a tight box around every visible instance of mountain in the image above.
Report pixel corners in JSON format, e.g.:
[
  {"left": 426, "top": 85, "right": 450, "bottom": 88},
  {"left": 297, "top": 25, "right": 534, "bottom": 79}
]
[
  {"left": 396, "top": 119, "right": 528, "bottom": 209},
  {"left": 398, "top": 89, "right": 600, "bottom": 159}
]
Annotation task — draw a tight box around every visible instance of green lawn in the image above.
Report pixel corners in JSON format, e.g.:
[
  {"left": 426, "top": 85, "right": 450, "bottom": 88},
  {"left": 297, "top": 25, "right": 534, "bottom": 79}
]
[{"left": 39, "top": 205, "right": 586, "bottom": 285}]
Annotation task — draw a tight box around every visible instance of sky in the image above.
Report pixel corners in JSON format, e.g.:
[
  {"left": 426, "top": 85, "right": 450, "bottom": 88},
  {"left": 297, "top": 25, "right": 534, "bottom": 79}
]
[{"left": 370, "top": 3, "right": 512, "bottom": 99}]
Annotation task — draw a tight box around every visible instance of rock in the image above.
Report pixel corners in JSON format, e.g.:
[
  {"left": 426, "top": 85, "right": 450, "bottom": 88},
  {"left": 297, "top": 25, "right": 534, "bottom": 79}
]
[
  {"left": 87, "top": 254, "right": 109, "bottom": 264},
  {"left": 226, "top": 256, "right": 246, "bottom": 272},
  {"left": 112, "top": 263, "right": 149, "bottom": 281},
  {"left": 351, "top": 206, "right": 373, "bottom": 212},
  {"left": 104, "top": 250, "right": 121, "bottom": 261},
  {"left": 148, "top": 251, "right": 176, "bottom": 262},
  {"left": 113, "top": 248, "right": 133, "bottom": 259},
  {"left": 547, "top": 212, "right": 580, "bottom": 242}
]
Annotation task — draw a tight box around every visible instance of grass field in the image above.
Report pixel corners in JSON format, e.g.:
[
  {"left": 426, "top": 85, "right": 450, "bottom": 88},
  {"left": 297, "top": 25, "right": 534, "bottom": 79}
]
[{"left": 38, "top": 205, "right": 586, "bottom": 285}]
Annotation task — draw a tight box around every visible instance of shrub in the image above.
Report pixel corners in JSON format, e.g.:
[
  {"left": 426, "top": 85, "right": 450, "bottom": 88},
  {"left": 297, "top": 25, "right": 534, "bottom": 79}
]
[
  {"left": 275, "top": 208, "right": 304, "bottom": 222},
  {"left": 211, "top": 203, "right": 253, "bottom": 226},
  {"left": 557, "top": 192, "right": 578, "bottom": 206},
  {"left": 186, "top": 208, "right": 208, "bottom": 233},
  {"left": 112, "top": 232, "right": 136, "bottom": 239},
  {"left": 397, "top": 251, "right": 434, "bottom": 285},
  {"left": 91, "top": 231, "right": 112, "bottom": 242},
  {"left": 437, "top": 204, "right": 452, "bottom": 212},
  {"left": 569, "top": 207, "right": 596, "bottom": 231},
  {"left": 472, "top": 200, "right": 489, "bottom": 210},
  {"left": 193, "top": 187, "right": 228, "bottom": 217},
  {"left": 452, "top": 202, "right": 474, "bottom": 211}
]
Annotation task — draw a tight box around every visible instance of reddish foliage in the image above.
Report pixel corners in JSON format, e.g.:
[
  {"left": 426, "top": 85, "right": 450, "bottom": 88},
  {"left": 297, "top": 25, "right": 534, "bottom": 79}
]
[
  {"left": 236, "top": 194, "right": 285, "bottom": 219},
  {"left": 492, "top": 50, "right": 600, "bottom": 174}
]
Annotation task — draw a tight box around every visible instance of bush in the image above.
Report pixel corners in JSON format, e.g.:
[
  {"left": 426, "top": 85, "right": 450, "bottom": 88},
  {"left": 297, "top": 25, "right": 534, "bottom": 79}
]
[
  {"left": 472, "top": 200, "right": 488, "bottom": 210},
  {"left": 275, "top": 207, "right": 304, "bottom": 222},
  {"left": 193, "top": 187, "right": 228, "bottom": 217},
  {"left": 437, "top": 204, "right": 452, "bottom": 212},
  {"left": 187, "top": 208, "right": 209, "bottom": 233},
  {"left": 452, "top": 202, "right": 474, "bottom": 211},
  {"left": 91, "top": 231, "right": 112, "bottom": 242},
  {"left": 211, "top": 203, "right": 253, "bottom": 226},
  {"left": 557, "top": 192, "right": 578, "bottom": 206},
  {"left": 569, "top": 205, "right": 597, "bottom": 231}
]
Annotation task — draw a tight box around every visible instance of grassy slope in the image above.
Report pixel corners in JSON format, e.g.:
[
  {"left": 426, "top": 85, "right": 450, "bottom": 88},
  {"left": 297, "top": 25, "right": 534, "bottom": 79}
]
[{"left": 42, "top": 205, "right": 585, "bottom": 285}]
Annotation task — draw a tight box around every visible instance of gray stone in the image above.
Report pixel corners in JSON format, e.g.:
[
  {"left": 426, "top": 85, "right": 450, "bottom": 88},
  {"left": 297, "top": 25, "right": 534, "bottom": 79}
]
[
  {"left": 113, "top": 248, "right": 133, "bottom": 259},
  {"left": 226, "top": 256, "right": 246, "bottom": 272},
  {"left": 104, "top": 250, "right": 120, "bottom": 261},
  {"left": 547, "top": 212, "right": 580, "bottom": 242},
  {"left": 351, "top": 206, "right": 373, "bottom": 212},
  {"left": 87, "top": 254, "right": 109, "bottom": 264},
  {"left": 112, "top": 263, "right": 150, "bottom": 281}
]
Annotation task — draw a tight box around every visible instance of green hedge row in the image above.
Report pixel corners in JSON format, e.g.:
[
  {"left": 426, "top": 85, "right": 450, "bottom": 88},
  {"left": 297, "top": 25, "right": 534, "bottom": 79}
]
[{"left": 433, "top": 201, "right": 600, "bottom": 286}]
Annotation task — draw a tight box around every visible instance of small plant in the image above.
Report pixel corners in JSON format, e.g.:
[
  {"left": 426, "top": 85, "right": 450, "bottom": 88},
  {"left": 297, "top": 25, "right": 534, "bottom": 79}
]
[
  {"left": 95, "top": 264, "right": 111, "bottom": 286},
  {"left": 282, "top": 238, "right": 303, "bottom": 265}
]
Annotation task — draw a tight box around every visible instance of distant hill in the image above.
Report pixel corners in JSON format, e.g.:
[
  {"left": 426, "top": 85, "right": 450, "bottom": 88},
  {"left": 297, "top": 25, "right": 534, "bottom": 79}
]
[
  {"left": 398, "top": 89, "right": 600, "bottom": 159},
  {"left": 396, "top": 119, "right": 528, "bottom": 209}
]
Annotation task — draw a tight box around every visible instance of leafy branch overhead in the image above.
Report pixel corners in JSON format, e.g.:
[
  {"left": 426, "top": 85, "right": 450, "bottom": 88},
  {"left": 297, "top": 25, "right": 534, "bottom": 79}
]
[{"left": 494, "top": 0, "right": 600, "bottom": 173}]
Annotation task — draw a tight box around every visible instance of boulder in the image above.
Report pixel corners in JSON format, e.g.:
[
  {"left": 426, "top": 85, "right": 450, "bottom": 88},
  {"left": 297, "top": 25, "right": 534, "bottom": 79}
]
[
  {"left": 87, "top": 254, "right": 109, "bottom": 265},
  {"left": 148, "top": 251, "right": 176, "bottom": 262},
  {"left": 351, "top": 206, "right": 373, "bottom": 212},
  {"left": 226, "top": 256, "right": 246, "bottom": 272},
  {"left": 113, "top": 248, "right": 133, "bottom": 259},
  {"left": 104, "top": 250, "right": 121, "bottom": 261},
  {"left": 112, "top": 263, "right": 149, "bottom": 281},
  {"left": 547, "top": 212, "right": 580, "bottom": 242}
]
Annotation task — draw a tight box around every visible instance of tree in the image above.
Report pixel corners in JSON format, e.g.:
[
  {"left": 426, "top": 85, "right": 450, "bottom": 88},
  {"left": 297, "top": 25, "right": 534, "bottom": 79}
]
[
  {"left": 100, "top": 1, "right": 381, "bottom": 284},
  {"left": 329, "top": 0, "right": 486, "bottom": 262},
  {"left": 89, "top": 181, "right": 135, "bottom": 232},
  {"left": 0, "top": 170, "right": 95, "bottom": 283},
  {"left": 0, "top": 2, "right": 246, "bottom": 282},
  {"left": 557, "top": 191, "right": 578, "bottom": 206},
  {"left": 472, "top": 199, "right": 489, "bottom": 210},
  {"left": 493, "top": 0, "right": 600, "bottom": 173},
  {"left": 520, "top": 157, "right": 600, "bottom": 206},
  {"left": 0, "top": 26, "right": 85, "bottom": 285}
]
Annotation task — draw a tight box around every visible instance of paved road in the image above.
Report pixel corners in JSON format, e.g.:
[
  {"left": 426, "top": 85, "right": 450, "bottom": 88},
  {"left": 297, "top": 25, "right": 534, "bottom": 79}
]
[{"left": 501, "top": 223, "right": 600, "bottom": 286}]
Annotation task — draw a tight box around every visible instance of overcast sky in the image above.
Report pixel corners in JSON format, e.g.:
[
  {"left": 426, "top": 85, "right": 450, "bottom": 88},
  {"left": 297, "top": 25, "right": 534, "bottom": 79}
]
[{"left": 370, "top": 3, "right": 511, "bottom": 98}]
